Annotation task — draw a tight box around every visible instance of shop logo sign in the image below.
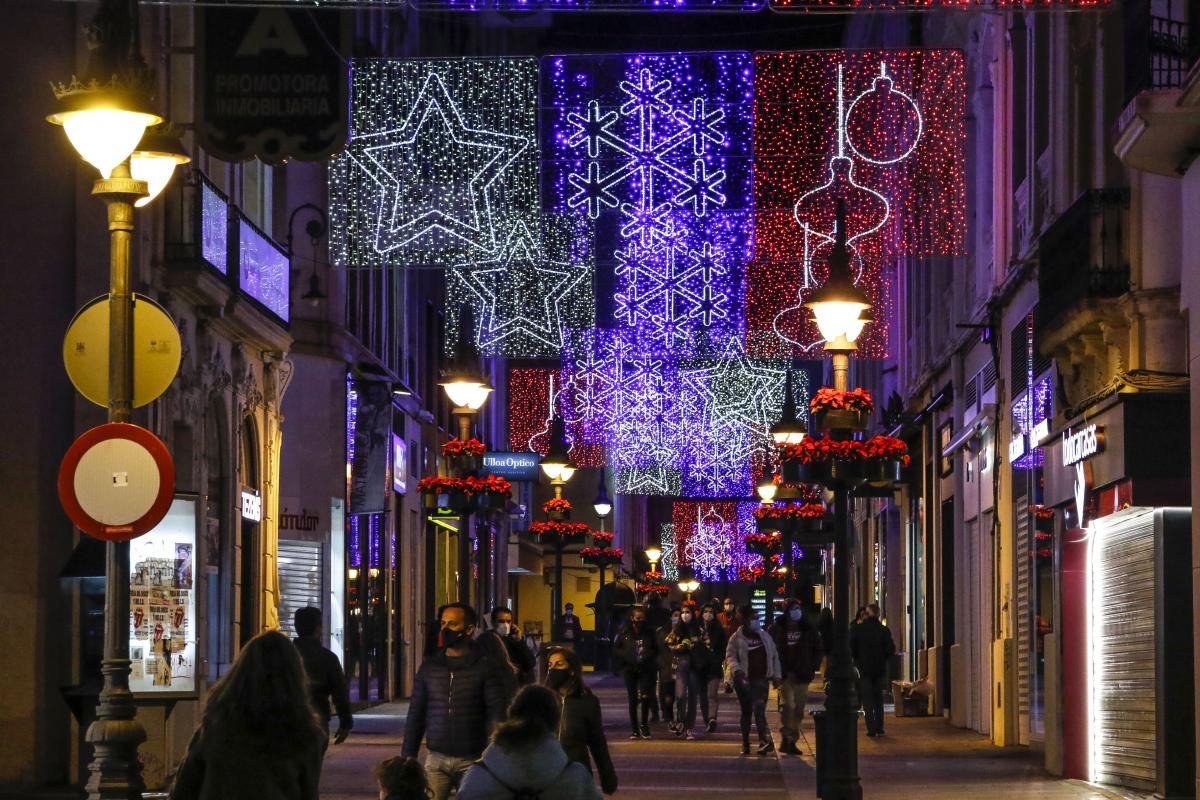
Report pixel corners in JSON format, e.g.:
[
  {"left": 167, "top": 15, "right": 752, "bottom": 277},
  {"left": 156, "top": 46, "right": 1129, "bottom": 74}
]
[
  {"left": 241, "top": 490, "right": 262, "bottom": 522},
  {"left": 1062, "top": 424, "right": 1103, "bottom": 467}
]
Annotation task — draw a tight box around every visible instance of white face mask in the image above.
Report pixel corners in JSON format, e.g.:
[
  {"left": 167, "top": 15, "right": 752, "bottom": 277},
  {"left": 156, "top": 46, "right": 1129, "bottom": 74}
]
[
  {"left": 724, "top": 605, "right": 734, "bottom": 612},
  {"left": 680, "top": 612, "right": 693, "bottom": 624},
  {"left": 671, "top": 616, "right": 681, "bottom": 626},
  {"left": 496, "top": 622, "right": 511, "bottom": 636},
  {"left": 789, "top": 609, "right": 803, "bottom": 622}
]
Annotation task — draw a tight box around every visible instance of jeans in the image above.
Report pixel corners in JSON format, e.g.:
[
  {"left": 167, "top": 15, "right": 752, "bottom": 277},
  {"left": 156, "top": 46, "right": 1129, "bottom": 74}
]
[
  {"left": 705, "top": 676, "right": 723, "bottom": 722},
  {"left": 425, "top": 752, "right": 476, "bottom": 800},
  {"left": 859, "top": 672, "right": 887, "bottom": 734},
  {"left": 673, "top": 656, "right": 709, "bottom": 730},
  {"left": 778, "top": 676, "right": 811, "bottom": 745},
  {"left": 734, "top": 677, "right": 771, "bottom": 743},
  {"left": 659, "top": 677, "right": 675, "bottom": 724},
  {"left": 623, "top": 667, "right": 656, "bottom": 731}
]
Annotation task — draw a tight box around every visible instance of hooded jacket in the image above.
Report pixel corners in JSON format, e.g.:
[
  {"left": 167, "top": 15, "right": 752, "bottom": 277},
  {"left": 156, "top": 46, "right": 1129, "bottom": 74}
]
[
  {"left": 772, "top": 617, "right": 821, "bottom": 682},
  {"left": 724, "top": 626, "right": 782, "bottom": 684},
  {"left": 456, "top": 733, "right": 602, "bottom": 800},
  {"left": 612, "top": 621, "right": 657, "bottom": 672},
  {"left": 849, "top": 616, "right": 896, "bottom": 677},
  {"left": 558, "top": 689, "right": 617, "bottom": 795},
  {"left": 402, "top": 646, "right": 507, "bottom": 759}
]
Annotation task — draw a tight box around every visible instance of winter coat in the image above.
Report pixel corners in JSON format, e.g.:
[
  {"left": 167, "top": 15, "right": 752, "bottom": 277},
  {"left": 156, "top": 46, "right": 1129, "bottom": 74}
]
[
  {"left": 169, "top": 724, "right": 322, "bottom": 800},
  {"left": 655, "top": 625, "right": 676, "bottom": 683},
  {"left": 698, "top": 619, "right": 728, "bottom": 680},
  {"left": 612, "top": 623, "right": 658, "bottom": 673},
  {"left": 457, "top": 732, "right": 602, "bottom": 800},
  {"left": 724, "top": 627, "right": 782, "bottom": 684},
  {"left": 293, "top": 636, "right": 353, "bottom": 732},
  {"left": 402, "top": 646, "right": 507, "bottom": 759},
  {"left": 771, "top": 620, "right": 821, "bottom": 683},
  {"left": 477, "top": 630, "right": 537, "bottom": 706},
  {"left": 664, "top": 620, "right": 705, "bottom": 672},
  {"left": 558, "top": 689, "right": 618, "bottom": 795},
  {"left": 849, "top": 617, "right": 895, "bottom": 678}
]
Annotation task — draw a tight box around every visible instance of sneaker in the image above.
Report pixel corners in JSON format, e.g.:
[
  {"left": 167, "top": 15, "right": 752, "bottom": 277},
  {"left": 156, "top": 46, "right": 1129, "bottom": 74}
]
[
  {"left": 780, "top": 741, "right": 802, "bottom": 756},
  {"left": 675, "top": 726, "right": 687, "bottom": 739},
  {"left": 741, "top": 739, "right": 751, "bottom": 755},
  {"left": 757, "top": 740, "right": 776, "bottom": 756},
  {"left": 629, "top": 732, "right": 641, "bottom": 740},
  {"left": 865, "top": 731, "right": 878, "bottom": 738},
  {"left": 685, "top": 732, "right": 696, "bottom": 741},
  {"left": 640, "top": 726, "right": 652, "bottom": 739},
  {"left": 706, "top": 718, "right": 717, "bottom": 733}
]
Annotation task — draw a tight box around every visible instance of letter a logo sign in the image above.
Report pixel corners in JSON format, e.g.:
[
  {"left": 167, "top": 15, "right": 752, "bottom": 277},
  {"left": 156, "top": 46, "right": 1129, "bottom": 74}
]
[{"left": 236, "top": 10, "right": 307, "bottom": 58}]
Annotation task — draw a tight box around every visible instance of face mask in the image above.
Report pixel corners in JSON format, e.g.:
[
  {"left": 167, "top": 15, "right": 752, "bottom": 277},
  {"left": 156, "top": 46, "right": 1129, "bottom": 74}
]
[
  {"left": 747, "top": 620, "right": 761, "bottom": 632},
  {"left": 565, "top": 608, "right": 574, "bottom": 616},
  {"left": 680, "top": 612, "right": 693, "bottom": 624},
  {"left": 671, "top": 616, "right": 681, "bottom": 626},
  {"left": 441, "top": 627, "right": 468, "bottom": 649},
  {"left": 703, "top": 613, "right": 714, "bottom": 622},
  {"left": 724, "top": 605, "right": 734, "bottom": 613},
  {"left": 789, "top": 609, "right": 803, "bottom": 622},
  {"left": 496, "top": 622, "right": 511, "bottom": 636},
  {"left": 546, "top": 669, "right": 571, "bottom": 690}
]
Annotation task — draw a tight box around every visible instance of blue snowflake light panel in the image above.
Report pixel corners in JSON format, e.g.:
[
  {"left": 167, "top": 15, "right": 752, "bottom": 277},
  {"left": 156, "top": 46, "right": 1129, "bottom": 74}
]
[
  {"left": 543, "top": 53, "right": 754, "bottom": 355},
  {"left": 446, "top": 213, "right": 595, "bottom": 357},
  {"left": 413, "top": 0, "right": 762, "bottom": 11},
  {"left": 330, "top": 58, "right": 538, "bottom": 271}
]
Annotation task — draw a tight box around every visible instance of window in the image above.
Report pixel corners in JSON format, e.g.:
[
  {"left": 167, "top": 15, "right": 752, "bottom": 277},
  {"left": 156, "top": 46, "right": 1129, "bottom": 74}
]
[{"left": 240, "top": 159, "right": 274, "bottom": 234}]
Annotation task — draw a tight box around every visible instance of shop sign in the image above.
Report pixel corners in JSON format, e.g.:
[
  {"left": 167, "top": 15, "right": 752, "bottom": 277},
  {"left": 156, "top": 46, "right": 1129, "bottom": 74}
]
[
  {"left": 393, "top": 434, "right": 407, "bottom": 494},
  {"left": 1062, "top": 424, "right": 1104, "bottom": 467},
  {"left": 196, "top": 8, "right": 348, "bottom": 164},
  {"left": 1030, "top": 418, "right": 1050, "bottom": 446},
  {"left": 1008, "top": 433, "right": 1026, "bottom": 463},
  {"left": 241, "top": 489, "right": 262, "bottom": 522},
  {"left": 483, "top": 451, "right": 541, "bottom": 482}
]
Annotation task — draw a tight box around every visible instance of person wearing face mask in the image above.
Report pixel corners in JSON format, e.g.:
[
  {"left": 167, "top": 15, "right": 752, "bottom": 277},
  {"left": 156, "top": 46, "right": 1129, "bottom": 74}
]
[
  {"left": 545, "top": 648, "right": 618, "bottom": 795},
  {"left": 724, "top": 605, "right": 781, "bottom": 755},
  {"left": 771, "top": 599, "right": 821, "bottom": 755},
  {"left": 664, "top": 603, "right": 707, "bottom": 739},
  {"left": 698, "top": 602, "right": 728, "bottom": 733},
  {"left": 717, "top": 597, "right": 740, "bottom": 638},
  {"left": 403, "top": 603, "right": 507, "bottom": 800},
  {"left": 655, "top": 606, "right": 680, "bottom": 730},
  {"left": 613, "top": 606, "right": 658, "bottom": 739},
  {"left": 477, "top": 606, "right": 537, "bottom": 709}
]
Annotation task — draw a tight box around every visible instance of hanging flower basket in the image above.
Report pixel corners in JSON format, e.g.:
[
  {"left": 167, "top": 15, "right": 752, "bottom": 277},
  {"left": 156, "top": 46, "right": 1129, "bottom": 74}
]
[
  {"left": 443, "top": 438, "right": 486, "bottom": 474},
  {"left": 809, "top": 388, "right": 873, "bottom": 433},
  {"left": 529, "top": 521, "right": 591, "bottom": 548},
  {"left": 418, "top": 477, "right": 469, "bottom": 511},
  {"left": 863, "top": 459, "right": 904, "bottom": 486},
  {"left": 736, "top": 565, "right": 766, "bottom": 583},
  {"left": 745, "top": 532, "right": 783, "bottom": 554},
  {"left": 543, "top": 498, "right": 572, "bottom": 522},
  {"left": 813, "top": 408, "right": 869, "bottom": 433},
  {"left": 638, "top": 583, "right": 670, "bottom": 595},
  {"left": 591, "top": 531, "right": 615, "bottom": 548},
  {"left": 581, "top": 547, "right": 624, "bottom": 568}
]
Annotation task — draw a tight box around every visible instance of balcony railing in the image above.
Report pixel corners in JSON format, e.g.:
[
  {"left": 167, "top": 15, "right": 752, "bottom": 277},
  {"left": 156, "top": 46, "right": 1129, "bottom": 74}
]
[
  {"left": 1036, "top": 189, "right": 1130, "bottom": 333},
  {"left": 1125, "top": 0, "right": 1197, "bottom": 103}
]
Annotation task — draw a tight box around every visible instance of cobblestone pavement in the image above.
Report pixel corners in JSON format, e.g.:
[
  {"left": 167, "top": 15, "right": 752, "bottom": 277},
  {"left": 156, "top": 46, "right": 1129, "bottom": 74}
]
[{"left": 319, "top": 674, "right": 1137, "bottom": 800}]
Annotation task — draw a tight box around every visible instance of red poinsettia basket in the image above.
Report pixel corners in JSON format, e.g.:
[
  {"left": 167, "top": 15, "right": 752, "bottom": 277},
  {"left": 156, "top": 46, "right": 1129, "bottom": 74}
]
[
  {"left": 860, "top": 435, "right": 910, "bottom": 485},
  {"left": 543, "top": 497, "right": 573, "bottom": 521},
  {"left": 417, "top": 476, "right": 469, "bottom": 511},
  {"left": 744, "top": 532, "right": 783, "bottom": 554},
  {"left": 591, "top": 531, "right": 615, "bottom": 548},
  {"left": 736, "top": 565, "right": 767, "bottom": 583},
  {"left": 581, "top": 547, "right": 624, "bottom": 567},
  {"left": 529, "top": 521, "right": 591, "bottom": 547},
  {"left": 638, "top": 583, "right": 670, "bottom": 595},
  {"left": 442, "top": 437, "right": 486, "bottom": 458},
  {"left": 810, "top": 388, "right": 873, "bottom": 433}
]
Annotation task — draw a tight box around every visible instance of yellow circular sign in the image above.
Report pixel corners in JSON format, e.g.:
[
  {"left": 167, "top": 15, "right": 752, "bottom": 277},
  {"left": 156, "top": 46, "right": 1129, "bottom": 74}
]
[{"left": 63, "top": 294, "right": 182, "bottom": 408}]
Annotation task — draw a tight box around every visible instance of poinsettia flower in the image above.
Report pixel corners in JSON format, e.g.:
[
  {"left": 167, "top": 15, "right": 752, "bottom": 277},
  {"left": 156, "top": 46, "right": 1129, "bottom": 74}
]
[
  {"left": 442, "top": 437, "right": 487, "bottom": 457},
  {"left": 543, "top": 498, "right": 573, "bottom": 514},
  {"left": 810, "top": 387, "right": 875, "bottom": 415}
]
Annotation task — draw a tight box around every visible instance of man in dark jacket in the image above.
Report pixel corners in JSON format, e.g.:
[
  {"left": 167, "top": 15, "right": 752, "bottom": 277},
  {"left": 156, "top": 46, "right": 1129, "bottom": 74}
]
[
  {"left": 292, "top": 606, "right": 353, "bottom": 746},
  {"left": 849, "top": 603, "right": 895, "bottom": 737},
  {"left": 556, "top": 602, "right": 584, "bottom": 643},
  {"left": 613, "top": 605, "right": 658, "bottom": 739},
  {"left": 476, "top": 605, "right": 536, "bottom": 708},
  {"left": 402, "top": 603, "right": 507, "bottom": 800},
  {"left": 771, "top": 599, "right": 820, "bottom": 754}
]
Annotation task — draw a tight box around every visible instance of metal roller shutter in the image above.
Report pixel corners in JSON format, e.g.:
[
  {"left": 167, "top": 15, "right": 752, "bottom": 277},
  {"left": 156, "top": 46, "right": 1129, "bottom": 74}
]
[
  {"left": 1015, "top": 497, "right": 1031, "bottom": 745},
  {"left": 1091, "top": 511, "right": 1157, "bottom": 792},
  {"left": 279, "top": 540, "right": 324, "bottom": 639}
]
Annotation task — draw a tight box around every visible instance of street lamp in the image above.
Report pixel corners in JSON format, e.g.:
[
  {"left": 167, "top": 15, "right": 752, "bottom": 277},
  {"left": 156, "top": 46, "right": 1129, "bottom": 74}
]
[
  {"left": 756, "top": 479, "right": 779, "bottom": 504},
  {"left": 678, "top": 578, "right": 700, "bottom": 600},
  {"left": 771, "top": 367, "right": 808, "bottom": 446},
  {"left": 644, "top": 546, "right": 662, "bottom": 572},
  {"left": 47, "top": 5, "right": 187, "bottom": 795},
  {"left": 593, "top": 472, "right": 613, "bottom": 522},
  {"left": 130, "top": 126, "right": 191, "bottom": 207},
  {"left": 808, "top": 200, "right": 868, "bottom": 800},
  {"left": 441, "top": 307, "right": 493, "bottom": 441},
  {"left": 540, "top": 414, "right": 576, "bottom": 496}
]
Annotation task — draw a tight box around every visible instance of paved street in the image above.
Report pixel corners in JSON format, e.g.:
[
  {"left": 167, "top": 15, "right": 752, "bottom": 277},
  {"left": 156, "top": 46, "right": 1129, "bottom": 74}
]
[{"left": 320, "top": 675, "right": 1131, "bottom": 800}]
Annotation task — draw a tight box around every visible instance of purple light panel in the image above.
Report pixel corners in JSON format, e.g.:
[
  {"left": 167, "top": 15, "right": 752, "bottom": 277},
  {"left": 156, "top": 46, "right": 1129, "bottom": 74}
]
[
  {"left": 239, "top": 219, "right": 290, "bottom": 322},
  {"left": 201, "top": 182, "right": 228, "bottom": 275},
  {"left": 543, "top": 53, "right": 754, "bottom": 356}
]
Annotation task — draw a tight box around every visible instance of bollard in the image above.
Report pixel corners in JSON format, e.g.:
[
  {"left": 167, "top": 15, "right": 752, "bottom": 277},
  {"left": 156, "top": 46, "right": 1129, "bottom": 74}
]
[{"left": 810, "top": 708, "right": 827, "bottom": 798}]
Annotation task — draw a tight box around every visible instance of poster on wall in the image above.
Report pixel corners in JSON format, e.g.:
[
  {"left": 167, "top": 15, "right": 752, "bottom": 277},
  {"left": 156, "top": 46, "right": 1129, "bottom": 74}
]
[{"left": 129, "top": 497, "right": 197, "bottom": 696}]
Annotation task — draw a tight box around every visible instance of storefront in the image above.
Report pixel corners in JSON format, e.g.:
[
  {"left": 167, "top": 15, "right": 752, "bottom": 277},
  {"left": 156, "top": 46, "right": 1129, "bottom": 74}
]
[{"left": 1041, "top": 392, "right": 1193, "bottom": 797}]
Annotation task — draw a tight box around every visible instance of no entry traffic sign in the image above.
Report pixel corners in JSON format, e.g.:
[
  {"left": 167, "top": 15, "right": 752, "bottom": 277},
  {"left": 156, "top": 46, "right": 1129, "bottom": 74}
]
[{"left": 58, "top": 423, "right": 175, "bottom": 542}]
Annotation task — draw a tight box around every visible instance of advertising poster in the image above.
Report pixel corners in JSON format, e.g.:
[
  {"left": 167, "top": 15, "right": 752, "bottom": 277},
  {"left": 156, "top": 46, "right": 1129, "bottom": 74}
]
[{"left": 129, "top": 497, "right": 197, "bottom": 695}]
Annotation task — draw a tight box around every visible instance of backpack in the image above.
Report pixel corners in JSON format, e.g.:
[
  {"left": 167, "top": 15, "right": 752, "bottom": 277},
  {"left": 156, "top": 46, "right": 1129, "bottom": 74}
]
[{"left": 476, "top": 760, "right": 568, "bottom": 800}]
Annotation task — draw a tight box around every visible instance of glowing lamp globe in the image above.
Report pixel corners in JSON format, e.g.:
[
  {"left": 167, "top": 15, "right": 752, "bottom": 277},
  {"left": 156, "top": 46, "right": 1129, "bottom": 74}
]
[
  {"left": 807, "top": 293, "right": 870, "bottom": 343},
  {"left": 593, "top": 501, "right": 613, "bottom": 518},
  {"left": 130, "top": 128, "right": 191, "bottom": 207},
  {"left": 771, "top": 367, "right": 808, "bottom": 445},
  {"left": 645, "top": 546, "right": 663, "bottom": 564},
  {"left": 756, "top": 480, "right": 778, "bottom": 503},
  {"left": 441, "top": 379, "right": 493, "bottom": 411},
  {"left": 48, "top": 85, "right": 162, "bottom": 179}
]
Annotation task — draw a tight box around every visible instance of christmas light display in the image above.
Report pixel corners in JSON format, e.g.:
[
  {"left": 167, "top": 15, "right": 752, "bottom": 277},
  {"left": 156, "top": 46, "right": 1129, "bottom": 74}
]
[
  {"left": 330, "top": 58, "right": 538, "bottom": 270},
  {"left": 771, "top": 0, "right": 1104, "bottom": 9},
  {"left": 544, "top": 53, "right": 754, "bottom": 353},
  {"left": 507, "top": 367, "right": 605, "bottom": 467},
  {"left": 672, "top": 501, "right": 766, "bottom": 581},
  {"left": 1011, "top": 375, "right": 1053, "bottom": 470},
  {"left": 414, "top": 0, "right": 762, "bottom": 10},
  {"left": 447, "top": 214, "right": 594, "bottom": 357},
  {"left": 658, "top": 524, "right": 680, "bottom": 582},
  {"left": 748, "top": 50, "right": 966, "bottom": 358}
]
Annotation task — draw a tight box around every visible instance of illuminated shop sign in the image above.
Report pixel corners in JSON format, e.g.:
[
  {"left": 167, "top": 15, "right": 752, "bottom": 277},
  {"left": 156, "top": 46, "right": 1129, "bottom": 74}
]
[
  {"left": 241, "top": 489, "right": 262, "bottom": 522},
  {"left": 483, "top": 451, "right": 541, "bottom": 482},
  {"left": 1008, "top": 434, "right": 1026, "bottom": 463},
  {"left": 1062, "top": 424, "right": 1104, "bottom": 467}
]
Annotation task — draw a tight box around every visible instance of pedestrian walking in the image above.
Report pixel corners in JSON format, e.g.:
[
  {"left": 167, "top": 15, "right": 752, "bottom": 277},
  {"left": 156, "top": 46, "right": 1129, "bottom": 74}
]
[
  {"left": 665, "top": 604, "right": 708, "bottom": 739},
  {"left": 556, "top": 602, "right": 584, "bottom": 644},
  {"left": 698, "top": 602, "right": 728, "bottom": 733},
  {"left": 771, "top": 599, "right": 821, "bottom": 755},
  {"left": 402, "top": 603, "right": 508, "bottom": 800},
  {"left": 545, "top": 647, "right": 618, "bottom": 795},
  {"left": 725, "top": 605, "right": 781, "bottom": 756},
  {"left": 169, "top": 630, "right": 324, "bottom": 800},
  {"left": 655, "top": 607, "right": 680, "bottom": 727},
  {"left": 850, "top": 602, "right": 896, "bottom": 737},
  {"left": 478, "top": 606, "right": 537, "bottom": 708},
  {"left": 643, "top": 594, "right": 670, "bottom": 722},
  {"left": 292, "top": 606, "right": 354, "bottom": 749},
  {"left": 613, "top": 605, "right": 658, "bottom": 739},
  {"left": 457, "top": 685, "right": 602, "bottom": 800},
  {"left": 717, "top": 597, "right": 740, "bottom": 638},
  {"left": 374, "top": 756, "right": 431, "bottom": 800}
]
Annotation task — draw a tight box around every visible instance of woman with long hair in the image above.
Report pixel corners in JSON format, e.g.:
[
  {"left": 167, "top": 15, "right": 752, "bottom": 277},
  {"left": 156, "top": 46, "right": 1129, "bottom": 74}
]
[
  {"left": 545, "top": 647, "right": 617, "bottom": 794},
  {"left": 457, "top": 685, "right": 600, "bottom": 800},
  {"left": 170, "top": 629, "right": 325, "bottom": 800}
]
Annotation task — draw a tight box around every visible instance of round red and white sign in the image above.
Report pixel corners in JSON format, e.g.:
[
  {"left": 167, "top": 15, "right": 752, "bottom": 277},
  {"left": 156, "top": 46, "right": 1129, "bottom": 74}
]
[{"left": 58, "top": 423, "right": 175, "bottom": 542}]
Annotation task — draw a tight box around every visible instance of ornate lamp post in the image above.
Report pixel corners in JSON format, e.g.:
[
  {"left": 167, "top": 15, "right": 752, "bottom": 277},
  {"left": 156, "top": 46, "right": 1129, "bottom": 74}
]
[
  {"left": 804, "top": 202, "right": 869, "bottom": 800},
  {"left": 47, "top": 3, "right": 189, "bottom": 796},
  {"left": 540, "top": 415, "right": 576, "bottom": 637},
  {"left": 677, "top": 578, "right": 700, "bottom": 601},
  {"left": 440, "top": 308, "right": 493, "bottom": 604},
  {"left": 592, "top": 472, "right": 613, "bottom": 586}
]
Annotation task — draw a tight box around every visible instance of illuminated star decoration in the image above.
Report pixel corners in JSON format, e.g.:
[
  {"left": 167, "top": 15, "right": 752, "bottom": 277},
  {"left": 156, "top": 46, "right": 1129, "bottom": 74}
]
[
  {"left": 331, "top": 58, "right": 538, "bottom": 270},
  {"left": 545, "top": 53, "right": 754, "bottom": 356},
  {"left": 448, "top": 216, "right": 594, "bottom": 356}
]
